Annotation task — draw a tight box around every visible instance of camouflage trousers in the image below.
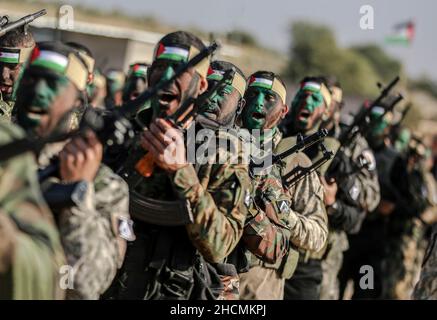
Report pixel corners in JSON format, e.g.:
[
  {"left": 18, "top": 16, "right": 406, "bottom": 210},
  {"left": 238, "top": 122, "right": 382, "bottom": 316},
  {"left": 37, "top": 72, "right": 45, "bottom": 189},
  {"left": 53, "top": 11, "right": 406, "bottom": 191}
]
[
  {"left": 413, "top": 226, "right": 437, "bottom": 300},
  {"left": 320, "top": 231, "right": 349, "bottom": 300},
  {"left": 239, "top": 266, "right": 284, "bottom": 300},
  {"left": 381, "top": 220, "right": 426, "bottom": 300}
]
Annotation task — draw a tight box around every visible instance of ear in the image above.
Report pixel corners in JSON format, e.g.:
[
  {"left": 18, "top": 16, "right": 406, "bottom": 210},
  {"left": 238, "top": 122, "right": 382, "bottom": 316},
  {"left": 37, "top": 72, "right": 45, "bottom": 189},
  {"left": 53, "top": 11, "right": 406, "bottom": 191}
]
[
  {"left": 281, "top": 103, "right": 289, "bottom": 119},
  {"left": 198, "top": 75, "right": 208, "bottom": 94}
]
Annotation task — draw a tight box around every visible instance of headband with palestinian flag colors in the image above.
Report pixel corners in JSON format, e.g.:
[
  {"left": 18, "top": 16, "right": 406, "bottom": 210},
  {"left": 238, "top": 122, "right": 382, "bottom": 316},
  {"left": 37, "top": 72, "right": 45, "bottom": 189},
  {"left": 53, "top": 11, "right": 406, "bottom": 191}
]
[
  {"left": 300, "top": 81, "right": 332, "bottom": 108},
  {"left": 28, "top": 46, "right": 88, "bottom": 91},
  {"left": 248, "top": 74, "right": 287, "bottom": 104},
  {"left": 153, "top": 43, "right": 209, "bottom": 77},
  {"left": 207, "top": 67, "right": 246, "bottom": 97},
  {"left": 0, "top": 46, "right": 34, "bottom": 64},
  {"left": 128, "top": 63, "right": 148, "bottom": 78}
]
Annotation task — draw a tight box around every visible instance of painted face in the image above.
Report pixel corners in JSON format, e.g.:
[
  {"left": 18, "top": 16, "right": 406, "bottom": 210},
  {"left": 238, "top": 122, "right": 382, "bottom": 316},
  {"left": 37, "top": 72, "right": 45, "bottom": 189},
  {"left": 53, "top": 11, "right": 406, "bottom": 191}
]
[
  {"left": 291, "top": 89, "right": 326, "bottom": 133},
  {"left": 148, "top": 59, "right": 200, "bottom": 119},
  {"left": 200, "top": 79, "right": 240, "bottom": 126},
  {"left": 15, "top": 70, "right": 78, "bottom": 137},
  {"left": 123, "top": 75, "right": 147, "bottom": 102},
  {"left": 0, "top": 62, "right": 23, "bottom": 100},
  {"left": 241, "top": 86, "right": 283, "bottom": 130},
  {"left": 366, "top": 108, "right": 391, "bottom": 148}
]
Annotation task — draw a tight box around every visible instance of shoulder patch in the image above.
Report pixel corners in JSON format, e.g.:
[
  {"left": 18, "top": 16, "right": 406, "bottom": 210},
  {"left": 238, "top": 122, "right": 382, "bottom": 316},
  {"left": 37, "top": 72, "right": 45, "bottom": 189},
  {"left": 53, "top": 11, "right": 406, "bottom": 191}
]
[
  {"left": 361, "top": 149, "right": 376, "bottom": 171},
  {"left": 117, "top": 216, "right": 136, "bottom": 241},
  {"left": 278, "top": 200, "right": 290, "bottom": 214}
]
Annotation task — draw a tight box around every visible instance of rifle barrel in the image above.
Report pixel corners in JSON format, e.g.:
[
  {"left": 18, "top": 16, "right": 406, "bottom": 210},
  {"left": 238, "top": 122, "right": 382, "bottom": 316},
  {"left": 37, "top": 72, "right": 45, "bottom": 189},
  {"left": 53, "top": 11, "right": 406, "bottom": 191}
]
[{"left": 0, "top": 9, "right": 47, "bottom": 36}]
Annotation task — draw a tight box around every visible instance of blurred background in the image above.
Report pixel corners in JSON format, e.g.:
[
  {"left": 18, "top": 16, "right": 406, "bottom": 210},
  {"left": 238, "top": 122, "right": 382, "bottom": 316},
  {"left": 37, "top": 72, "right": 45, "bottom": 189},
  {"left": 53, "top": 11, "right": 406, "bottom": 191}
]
[{"left": 1, "top": 0, "right": 437, "bottom": 137}]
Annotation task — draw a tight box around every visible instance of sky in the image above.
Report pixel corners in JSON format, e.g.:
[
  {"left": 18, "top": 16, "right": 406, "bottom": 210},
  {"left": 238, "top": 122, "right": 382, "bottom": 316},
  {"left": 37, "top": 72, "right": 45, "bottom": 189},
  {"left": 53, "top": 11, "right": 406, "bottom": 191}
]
[{"left": 64, "top": 0, "right": 436, "bottom": 80}]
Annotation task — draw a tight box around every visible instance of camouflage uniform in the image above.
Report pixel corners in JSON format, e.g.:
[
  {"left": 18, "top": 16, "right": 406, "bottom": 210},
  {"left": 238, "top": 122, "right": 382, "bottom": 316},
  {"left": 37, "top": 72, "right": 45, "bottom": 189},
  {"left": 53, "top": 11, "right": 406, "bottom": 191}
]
[
  {"left": 0, "top": 96, "right": 14, "bottom": 121},
  {"left": 0, "top": 120, "right": 65, "bottom": 300},
  {"left": 111, "top": 127, "right": 251, "bottom": 300},
  {"left": 38, "top": 143, "right": 132, "bottom": 300},
  {"left": 321, "top": 131, "right": 380, "bottom": 300},
  {"left": 240, "top": 129, "right": 328, "bottom": 300},
  {"left": 413, "top": 224, "right": 437, "bottom": 299}
]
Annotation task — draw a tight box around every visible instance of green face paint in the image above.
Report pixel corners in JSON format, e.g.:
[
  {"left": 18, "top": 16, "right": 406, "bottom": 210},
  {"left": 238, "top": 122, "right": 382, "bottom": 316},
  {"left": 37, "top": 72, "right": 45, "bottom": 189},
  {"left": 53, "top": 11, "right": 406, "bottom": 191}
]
[
  {"left": 150, "top": 64, "right": 176, "bottom": 119},
  {"left": 242, "top": 87, "right": 280, "bottom": 130},
  {"left": 16, "top": 71, "right": 70, "bottom": 130},
  {"left": 200, "top": 81, "right": 233, "bottom": 121},
  {"left": 291, "top": 90, "right": 324, "bottom": 127}
]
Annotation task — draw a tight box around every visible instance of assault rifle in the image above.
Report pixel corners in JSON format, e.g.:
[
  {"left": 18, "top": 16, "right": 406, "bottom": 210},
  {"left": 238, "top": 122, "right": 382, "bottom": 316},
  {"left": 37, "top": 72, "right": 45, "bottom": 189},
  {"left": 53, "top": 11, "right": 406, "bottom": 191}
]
[
  {"left": 0, "top": 9, "right": 47, "bottom": 37},
  {"left": 249, "top": 129, "right": 329, "bottom": 176},
  {"left": 325, "top": 76, "right": 403, "bottom": 183},
  {"left": 0, "top": 42, "right": 220, "bottom": 165}
]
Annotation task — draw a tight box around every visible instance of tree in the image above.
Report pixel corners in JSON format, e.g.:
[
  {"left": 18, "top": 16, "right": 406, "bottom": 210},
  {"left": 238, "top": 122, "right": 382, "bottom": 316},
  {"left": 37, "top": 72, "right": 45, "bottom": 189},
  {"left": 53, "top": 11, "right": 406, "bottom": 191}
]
[
  {"left": 351, "top": 44, "right": 402, "bottom": 82},
  {"left": 285, "top": 21, "right": 380, "bottom": 96}
]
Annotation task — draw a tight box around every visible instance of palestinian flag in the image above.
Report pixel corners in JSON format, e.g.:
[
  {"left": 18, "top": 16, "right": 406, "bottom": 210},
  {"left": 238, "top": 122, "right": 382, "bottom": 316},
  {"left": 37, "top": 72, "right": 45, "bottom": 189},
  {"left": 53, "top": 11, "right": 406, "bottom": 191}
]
[
  {"left": 131, "top": 64, "right": 148, "bottom": 77},
  {"left": 30, "top": 49, "right": 68, "bottom": 73},
  {"left": 385, "top": 21, "right": 415, "bottom": 46},
  {"left": 207, "top": 67, "right": 225, "bottom": 81},
  {"left": 248, "top": 76, "right": 273, "bottom": 89},
  {"left": 0, "top": 49, "right": 20, "bottom": 64},
  {"left": 155, "top": 43, "right": 189, "bottom": 62}
]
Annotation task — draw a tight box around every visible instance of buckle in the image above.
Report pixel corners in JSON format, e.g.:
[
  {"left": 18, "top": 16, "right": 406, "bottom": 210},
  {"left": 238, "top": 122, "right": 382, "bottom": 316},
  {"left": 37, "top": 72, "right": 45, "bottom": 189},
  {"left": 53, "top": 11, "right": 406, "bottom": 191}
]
[{"left": 163, "top": 270, "right": 194, "bottom": 298}]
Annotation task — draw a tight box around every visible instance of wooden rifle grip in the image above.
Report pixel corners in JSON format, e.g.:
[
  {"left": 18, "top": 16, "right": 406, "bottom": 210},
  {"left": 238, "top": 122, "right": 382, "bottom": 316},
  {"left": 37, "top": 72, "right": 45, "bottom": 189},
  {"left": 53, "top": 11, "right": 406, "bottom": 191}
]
[{"left": 135, "top": 152, "right": 155, "bottom": 177}]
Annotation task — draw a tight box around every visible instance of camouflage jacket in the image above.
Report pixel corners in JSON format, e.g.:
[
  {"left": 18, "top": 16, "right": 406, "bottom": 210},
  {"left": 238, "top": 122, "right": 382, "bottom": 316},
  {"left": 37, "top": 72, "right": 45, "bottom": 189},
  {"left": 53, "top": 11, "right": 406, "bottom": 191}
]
[
  {"left": 275, "top": 130, "right": 328, "bottom": 254},
  {"left": 413, "top": 224, "right": 437, "bottom": 299},
  {"left": 242, "top": 129, "right": 293, "bottom": 268},
  {"left": 38, "top": 144, "right": 132, "bottom": 300},
  {"left": 128, "top": 127, "right": 251, "bottom": 263},
  {"left": 0, "top": 121, "right": 65, "bottom": 300},
  {"left": 0, "top": 98, "right": 14, "bottom": 122},
  {"left": 328, "top": 130, "right": 380, "bottom": 234}
]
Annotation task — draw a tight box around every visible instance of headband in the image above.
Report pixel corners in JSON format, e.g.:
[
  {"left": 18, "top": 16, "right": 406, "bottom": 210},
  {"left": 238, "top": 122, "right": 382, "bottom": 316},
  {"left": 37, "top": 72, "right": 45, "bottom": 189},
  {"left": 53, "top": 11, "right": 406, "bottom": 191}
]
[
  {"left": 330, "top": 86, "right": 343, "bottom": 104},
  {"left": 207, "top": 67, "right": 246, "bottom": 97},
  {"left": 129, "top": 64, "right": 148, "bottom": 78},
  {"left": 0, "top": 46, "right": 34, "bottom": 64},
  {"left": 29, "top": 47, "right": 88, "bottom": 91},
  {"left": 248, "top": 75, "right": 287, "bottom": 104},
  {"left": 77, "top": 51, "right": 95, "bottom": 74},
  {"left": 153, "top": 43, "right": 209, "bottom": 77},
  {"left": 300, "top": 81, "right": 332, "bottom": 108}
]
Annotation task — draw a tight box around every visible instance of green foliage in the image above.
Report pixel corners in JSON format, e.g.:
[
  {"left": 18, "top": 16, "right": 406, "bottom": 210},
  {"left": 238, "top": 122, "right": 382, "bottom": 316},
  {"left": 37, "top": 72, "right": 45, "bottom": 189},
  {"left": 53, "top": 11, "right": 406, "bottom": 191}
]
[
  {"left": 351, "top": 44, "right": 402, "bottom": 82},
  {"left": 226, "top": 30, "right": 258, "bottom": 46},
  {"left": 408, "top": 77, "right": 437, "bottom": 99},
  {"left": 285, "top": 21, "right": 402, "bottom": 97}
]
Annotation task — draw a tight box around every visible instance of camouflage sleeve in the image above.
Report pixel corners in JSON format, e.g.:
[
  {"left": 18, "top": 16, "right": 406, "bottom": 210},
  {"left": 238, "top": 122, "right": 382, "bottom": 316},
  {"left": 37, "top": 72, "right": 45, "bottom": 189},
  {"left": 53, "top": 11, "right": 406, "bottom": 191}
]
[
  {"left": 242, "top": 166, "right": 292, "bottom": 264},
  {"left": 352, "top": 135, "right": 381, "bottom": 212},
  {"left": 0, "top": 121, "right": 65, "bottom": 300},
  {"left": 172, "top": 132, "right": 250, "bottom": 263},
  {"left": 282, "top": 153, "right": 328, "bottom": 253},
  {"left": 57, "top": 165, "right": 131, "bottom": 300}
]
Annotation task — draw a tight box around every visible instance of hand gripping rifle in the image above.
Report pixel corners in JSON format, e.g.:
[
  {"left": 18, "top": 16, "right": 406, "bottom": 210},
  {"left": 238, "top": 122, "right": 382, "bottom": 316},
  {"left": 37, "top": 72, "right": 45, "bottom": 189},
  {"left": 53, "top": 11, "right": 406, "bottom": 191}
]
[
  {"left": 0, "top": 42, "right": 220, "bottom": 171},
  {"left": 0, "top": 9, "right": 47, "bottom": 37},
  {"left": 132, "top": 66, "right": 236, "bottom": 178}
]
